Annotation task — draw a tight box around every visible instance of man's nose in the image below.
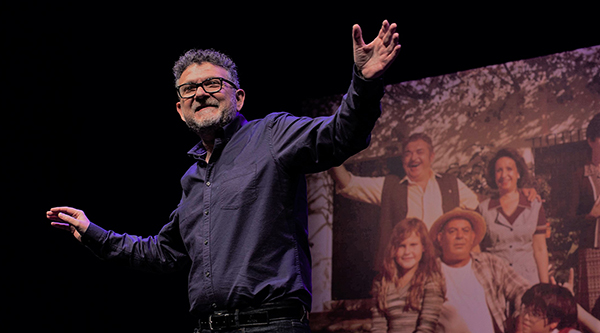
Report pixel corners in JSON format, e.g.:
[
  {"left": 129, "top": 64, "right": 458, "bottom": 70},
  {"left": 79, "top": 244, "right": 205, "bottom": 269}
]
[{"left": 194, "top": 86, "right": 210, "bottom": 100}]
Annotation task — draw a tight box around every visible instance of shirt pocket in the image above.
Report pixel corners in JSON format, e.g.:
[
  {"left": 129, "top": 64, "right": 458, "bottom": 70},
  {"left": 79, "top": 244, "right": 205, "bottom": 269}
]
[{"left": 218, "top": 164, "right": 258, "bottom": 210}]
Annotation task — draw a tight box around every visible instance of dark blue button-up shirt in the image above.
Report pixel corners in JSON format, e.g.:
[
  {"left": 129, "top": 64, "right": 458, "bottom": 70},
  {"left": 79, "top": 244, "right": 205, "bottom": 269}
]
[{"left": 82, "top": 68, "right": 384, "bottom": 316}]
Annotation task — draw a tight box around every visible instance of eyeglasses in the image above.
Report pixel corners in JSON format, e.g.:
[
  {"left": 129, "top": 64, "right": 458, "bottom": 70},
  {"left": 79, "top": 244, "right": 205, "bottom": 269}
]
[{"left": 176, "top": 77, "right": 238, "bottom": 99}]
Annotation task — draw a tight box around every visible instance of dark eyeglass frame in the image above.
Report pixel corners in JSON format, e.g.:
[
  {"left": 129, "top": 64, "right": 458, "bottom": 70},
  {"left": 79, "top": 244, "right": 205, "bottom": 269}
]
[{"left": 176, "top": 77, "right": 238, "bottom": 99}]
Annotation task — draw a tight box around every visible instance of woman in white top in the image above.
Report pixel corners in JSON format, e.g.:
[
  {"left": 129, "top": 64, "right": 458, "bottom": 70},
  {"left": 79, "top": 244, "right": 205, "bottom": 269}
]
[{"left": 478, "top": 148, "right": 549, "bottom": 284}]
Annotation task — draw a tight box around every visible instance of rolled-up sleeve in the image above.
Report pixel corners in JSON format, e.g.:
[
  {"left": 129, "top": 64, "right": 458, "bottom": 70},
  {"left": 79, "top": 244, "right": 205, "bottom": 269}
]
[
  {"left": 336, "top": 173, "right": 385, "bottom": 206},
  {"left": 457, "top": 178, "right": 479, "bottom": 210}
]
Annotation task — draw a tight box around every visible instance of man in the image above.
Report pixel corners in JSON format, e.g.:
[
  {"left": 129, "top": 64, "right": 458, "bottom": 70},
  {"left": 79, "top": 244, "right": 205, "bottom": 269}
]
[
  {"left": 568, "top": 112, "right": 600, "bottom": 316},
  {"left": 330, "top": 133, "right": 479, "bottom": 227},
  {"left": 329, "top": 133, "right": 479, "bottom": 267},
  {"left": 430, "top": 208, "right": 530, "bottom": 333},
  {"left": 329, "top": 133, "right": 539, "bottom": 269},
  {"left": 46, "top": 20, "right": 401, "bottom": 332}
]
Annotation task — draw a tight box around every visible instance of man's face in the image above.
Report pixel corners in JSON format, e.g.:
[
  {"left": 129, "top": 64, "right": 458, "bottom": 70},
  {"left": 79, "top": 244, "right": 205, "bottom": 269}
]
[
  {"left": 175, "top": 62, "right": 245, "bottom": 134},
  {"left": 402, "top": 139, "right": 434, "bottom": 182},
  {"left": 437, "top": 218, "right": 476, "bottom": 265}
]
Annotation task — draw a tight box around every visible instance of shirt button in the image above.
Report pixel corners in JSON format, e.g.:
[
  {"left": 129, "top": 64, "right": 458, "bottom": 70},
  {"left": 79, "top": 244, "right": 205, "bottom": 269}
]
[
  {"left": 206, "top": 181, "right": 211, "bottom": 187},
  {"left": 204, "top": 240, "right": 209, "bottom": 245},
  {"left": 206, "top": 272, "right": 210, "bottom": 277},
  {"left": 204, "top": 210, "right": 209, "bottom": 216}
]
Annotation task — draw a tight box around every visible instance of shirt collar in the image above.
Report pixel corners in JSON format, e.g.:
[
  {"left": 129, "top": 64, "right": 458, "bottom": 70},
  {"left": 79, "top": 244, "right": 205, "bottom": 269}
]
[
  {"left": 187, "top": 113, "right": 248, "bottom": 160},
  {"left": 487, "top": 190, "right": 531, "bottom": 210},
  {"left": 400, "top": 170, "right": 441, "bottom": 184}
]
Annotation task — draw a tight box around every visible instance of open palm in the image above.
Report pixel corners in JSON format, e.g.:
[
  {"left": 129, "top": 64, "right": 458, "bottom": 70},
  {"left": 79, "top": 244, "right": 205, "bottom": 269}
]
[{"left": 353, "top": 20, "right": 401, "bottom": 80}]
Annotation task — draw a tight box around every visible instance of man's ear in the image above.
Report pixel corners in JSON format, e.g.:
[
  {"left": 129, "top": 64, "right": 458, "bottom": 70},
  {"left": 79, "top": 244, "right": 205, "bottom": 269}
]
[
  {"left": 547, "top": 320, "right": 559, "bottom": 331},
  {"left": 235, "top": 89, "right": 246, "bottom": 112},
  {"left": 176, "top": 101, "right": 185, "bottom": 122}
]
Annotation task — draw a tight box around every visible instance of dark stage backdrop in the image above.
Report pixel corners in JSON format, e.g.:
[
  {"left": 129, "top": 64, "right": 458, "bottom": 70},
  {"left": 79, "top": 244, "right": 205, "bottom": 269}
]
[{"left": 5, "top": 5, "right": 600, "bottom": 332}]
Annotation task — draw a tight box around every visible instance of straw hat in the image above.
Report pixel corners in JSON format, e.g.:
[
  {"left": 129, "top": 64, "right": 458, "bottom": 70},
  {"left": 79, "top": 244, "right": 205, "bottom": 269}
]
[{"left": 429, "top": 207, "right": 486, "bottom": 249}]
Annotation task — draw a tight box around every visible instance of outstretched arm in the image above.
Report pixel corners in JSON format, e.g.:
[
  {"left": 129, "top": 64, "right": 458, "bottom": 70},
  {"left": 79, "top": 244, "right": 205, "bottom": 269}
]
[
  {"left": 46, "top": 206, "right": 189, "bottom": 272},
  {"left": 353, "top": 20, "right": 401, "bottom": 80}
]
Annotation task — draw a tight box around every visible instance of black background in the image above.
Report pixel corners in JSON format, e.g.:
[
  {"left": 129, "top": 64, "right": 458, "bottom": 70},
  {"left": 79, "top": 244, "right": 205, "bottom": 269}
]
[{"left": 3, "top": 3, "right": 599, "bottom": 332}]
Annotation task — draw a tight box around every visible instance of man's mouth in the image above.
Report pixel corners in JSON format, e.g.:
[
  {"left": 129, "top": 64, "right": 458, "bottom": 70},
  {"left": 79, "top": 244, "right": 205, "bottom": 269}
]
[
  {"left": 195, "top": 104, "right": 218, "bottom": 112},
  {"left": 408, "top": 161, "right": 421, "bottom": 168}
]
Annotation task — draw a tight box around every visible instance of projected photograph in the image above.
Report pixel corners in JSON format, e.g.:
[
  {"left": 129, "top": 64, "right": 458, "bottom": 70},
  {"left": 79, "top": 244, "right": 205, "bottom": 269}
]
[{"left": 305, "top": 45, "right": 600, "bottom": 332}]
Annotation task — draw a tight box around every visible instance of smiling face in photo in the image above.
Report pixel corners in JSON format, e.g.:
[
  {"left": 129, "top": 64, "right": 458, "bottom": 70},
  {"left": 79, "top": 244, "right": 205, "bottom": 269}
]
[
  {"left": 494, "top": 156, "right": 520, "bottom": 193},
  {"left": 402, "top": 139, "right": 434, "bottom": 182},
  {"left": 394, "top": 232, "right": 424, "bottom": 273}
]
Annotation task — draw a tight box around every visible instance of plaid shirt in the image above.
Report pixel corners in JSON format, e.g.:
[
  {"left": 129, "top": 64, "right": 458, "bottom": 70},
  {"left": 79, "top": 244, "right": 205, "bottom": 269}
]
[{"left": 470, "top": 251, "right": 530, "bottom": 333}]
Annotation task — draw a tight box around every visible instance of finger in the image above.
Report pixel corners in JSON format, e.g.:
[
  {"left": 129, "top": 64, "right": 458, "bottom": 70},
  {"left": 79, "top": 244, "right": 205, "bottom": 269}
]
[
  {"left": 569, "top": 267, "right": 574, "bottom": 285},
  {"left": 550, "top": 276, "right": 557, "bottom": 285},
  {"left": 385, "top": 42, "right": 402, "bottom": 63},
  {"left": 55, "top": 212, "right": 81, "bottom": 227},
  {"left": 352, "top": 24, "right": 365, "bottom": 49},
  {"left": 50, "top": 222, "right": 72, "bottom": 231},
  {"left": 377, "top": 20, "right": 390, "bottom": 39},
  {"left": 50, "top": 206, "right": 81, "bottom": 216},
  {"left": 47, "top": 210, "right": 67, "bottom": 222},
  {"left": 382, "top": 23, "right": 397, "bottom": 47}
]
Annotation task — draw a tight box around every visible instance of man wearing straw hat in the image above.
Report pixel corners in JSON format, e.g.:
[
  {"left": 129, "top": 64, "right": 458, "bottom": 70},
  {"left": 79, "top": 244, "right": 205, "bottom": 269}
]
[{"left": 430, "top": 207, "right": 530, "bottom": 333}]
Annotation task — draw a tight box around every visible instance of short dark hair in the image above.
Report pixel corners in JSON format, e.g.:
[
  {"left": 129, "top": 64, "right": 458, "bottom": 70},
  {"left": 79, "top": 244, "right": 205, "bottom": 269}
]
[
  {"left": 486, "top": 148, "right": 529, "bottom": 189},
  {"left": 172, "top": 49, "right": 240, "bottom": 88},
  {"left": 587, "top": 113, "right": 600, "bottom": 142},
  {"left": 402, "top": 133, "right": 434, "bottom": 154},
  {"left": 521, "top": 283, "right": 578, "bottom": 330}
]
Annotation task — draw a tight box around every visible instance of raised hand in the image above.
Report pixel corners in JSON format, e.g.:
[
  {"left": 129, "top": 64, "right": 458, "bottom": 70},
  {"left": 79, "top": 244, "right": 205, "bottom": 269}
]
[
  {"left": 353, "top": 20, "right": 401, "bottom": 80},
  {"left": 46, "top": 206, "right": 91, "bottom": 242}
]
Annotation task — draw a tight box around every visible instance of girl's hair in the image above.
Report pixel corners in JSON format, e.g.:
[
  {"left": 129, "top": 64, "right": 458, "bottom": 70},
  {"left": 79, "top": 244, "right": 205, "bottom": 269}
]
[{"left": 375, "top": 218, "right": 445, "bottom": 312}]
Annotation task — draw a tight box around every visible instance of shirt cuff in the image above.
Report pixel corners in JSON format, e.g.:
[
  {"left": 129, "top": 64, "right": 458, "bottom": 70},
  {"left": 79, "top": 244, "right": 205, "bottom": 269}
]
[
  {"left": 352, "top": 64, "right": 385, "bottom": 101},
  {"left": 81, "top": 222, "right": 109, "bottom": 247}
]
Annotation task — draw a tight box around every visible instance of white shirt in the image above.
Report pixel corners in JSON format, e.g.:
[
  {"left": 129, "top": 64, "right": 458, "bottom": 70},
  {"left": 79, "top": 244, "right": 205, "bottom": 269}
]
[
  {"left": 442, "top": 260, "right": 495, "bottom": 333},
  {"left": 337, "top": 171, "right": 479, "bottom": 229}
]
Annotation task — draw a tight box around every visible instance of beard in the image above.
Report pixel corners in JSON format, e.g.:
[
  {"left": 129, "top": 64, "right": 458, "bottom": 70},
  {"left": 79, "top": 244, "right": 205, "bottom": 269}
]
[{"left": 183, "top": 96, "right": 238, "bottom": 136}]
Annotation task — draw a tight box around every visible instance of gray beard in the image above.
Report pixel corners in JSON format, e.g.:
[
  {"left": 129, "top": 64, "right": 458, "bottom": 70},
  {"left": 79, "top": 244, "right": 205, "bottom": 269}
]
[{"left": 183, "top": 105, "right": 238, "bottom": 137}]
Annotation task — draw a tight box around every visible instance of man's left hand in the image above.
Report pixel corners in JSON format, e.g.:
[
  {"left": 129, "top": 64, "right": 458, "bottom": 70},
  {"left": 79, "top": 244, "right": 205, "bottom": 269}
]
[
  {"left": 353, "top": 20, "right": 401, "bottom": 80},
  {"left": 522, "top": 187, "right": 542, "bottom": 203}
]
